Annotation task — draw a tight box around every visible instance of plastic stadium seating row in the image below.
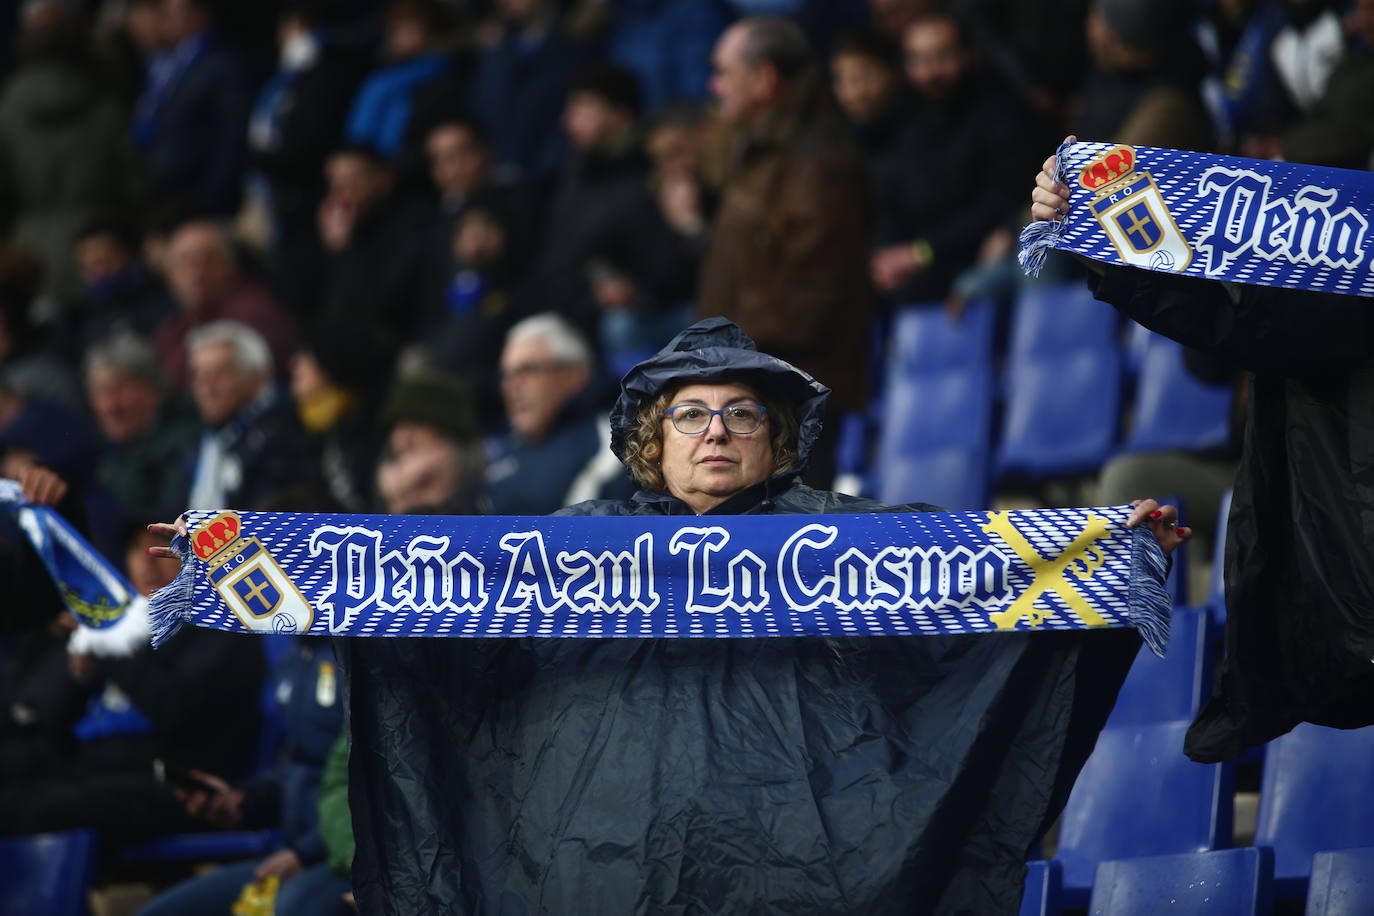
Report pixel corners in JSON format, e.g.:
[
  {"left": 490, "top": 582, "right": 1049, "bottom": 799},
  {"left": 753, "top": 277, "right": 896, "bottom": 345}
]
[
  {"left": 0, "top": 829, "right": 97, "bottom": 916},
  {"left": 1023, "top": 845, "right": 1374, "bottom": 916},
  {"left": 865, "top": 282, "right": 1235, "bottom": 510},
  {"left": 1020, "top": 721, "right": 1374, "bottom": 914}
]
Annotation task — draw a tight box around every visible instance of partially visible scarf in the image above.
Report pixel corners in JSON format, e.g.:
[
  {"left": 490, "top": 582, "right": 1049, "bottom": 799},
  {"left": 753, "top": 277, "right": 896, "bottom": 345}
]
[
  {"left": 1020, "top": 140, "right": 1374, "bottom": 298},
  {"left": 0, "top": 480, "right": 148, "bottom": 656},
  {"left": 149, "top": 505, "right": 1172, "bottom": 656}
]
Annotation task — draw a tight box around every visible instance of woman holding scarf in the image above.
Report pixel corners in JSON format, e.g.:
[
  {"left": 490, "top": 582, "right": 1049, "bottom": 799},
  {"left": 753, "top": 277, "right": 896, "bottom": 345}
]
[{"left": 295, "top": 317, "right": 1183, "bottom": 915}]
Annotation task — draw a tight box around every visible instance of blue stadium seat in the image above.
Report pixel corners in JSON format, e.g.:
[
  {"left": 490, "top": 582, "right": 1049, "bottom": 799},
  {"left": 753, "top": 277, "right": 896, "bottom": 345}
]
[
  {"left": 1088, "top": 848, "right": 1274, "bottom": 916},
  {"left": 1107, "top": 607, "right": 1212, "bottom": 727},
  {"left": 118, "top": 828, "right": 283, "bottom": 865},
  {"left": 606, "top": 347, "right": 657, "bottom": 384},
  {"left": 1253, "top": 724, "right": 1374, "bottom": 898},
  {"left": 1305, "top": 846, "right": 1374, "bottom": 915},
  {"left": 118, "top": 635, "right": 294, "bottom": 867},
  {"left": 1020, "top": 859, "right": 1062, "bottom": 916},
  {"left": 0, "top": 829, "right": 97, "bottom": 916},
  {"left": 1121, "top": 331, "right": 1233, "bottom": 454},
  {"left": 1123, "top": 321, "right": 1152, "bottom": 378},
  {"left": 996, "top": 282, "right": 1123, "bottom": 480},
  {"left": 832, "top": 411, "right": 873, "bottom": 496},
  {"left": 873, "top": 301, "right": 996, "bottom": 509},
  {"left": 885, "top": 299, "right": 997, "bottom": 373},
  {"left": 1055, "top": 720, "right": 1234, "bottom": 906}
]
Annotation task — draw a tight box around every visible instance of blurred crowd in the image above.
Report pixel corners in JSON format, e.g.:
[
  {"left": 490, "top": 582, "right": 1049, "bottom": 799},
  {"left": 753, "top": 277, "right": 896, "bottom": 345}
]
[
  {"left": 0, "top": 0, "right": 1370, "bottom": 906},
  {"left": 0, "top": 0, "right": 1368, "bottom": 540}
]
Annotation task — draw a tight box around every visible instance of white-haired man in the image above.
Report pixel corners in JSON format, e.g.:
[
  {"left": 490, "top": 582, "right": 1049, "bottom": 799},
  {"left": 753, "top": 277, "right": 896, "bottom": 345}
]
[
  {"left": 484, "top": 313, "right": 633, "bottom": 514},
  {"left": 184, "top": 320, "right": 316, "bottom": 511}
]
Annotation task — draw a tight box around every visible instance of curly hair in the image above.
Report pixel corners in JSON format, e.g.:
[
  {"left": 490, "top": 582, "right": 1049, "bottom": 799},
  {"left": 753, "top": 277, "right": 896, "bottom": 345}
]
[{"left": 621, "top": 381, "right": 801, "bottom": 493}]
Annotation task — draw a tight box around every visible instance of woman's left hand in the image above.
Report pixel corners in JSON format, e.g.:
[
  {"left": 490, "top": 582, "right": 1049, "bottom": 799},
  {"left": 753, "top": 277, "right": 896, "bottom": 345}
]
[{"left": 1125, "top": 498, "right": 1191, "bottom": 555}]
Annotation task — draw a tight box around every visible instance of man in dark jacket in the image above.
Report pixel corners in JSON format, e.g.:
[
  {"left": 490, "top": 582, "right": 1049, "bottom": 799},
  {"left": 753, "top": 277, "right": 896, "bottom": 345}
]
[
  {"left": 86, "top": 332, "right": 198, "bottom": 534},
  {"left": 868, "top": 12, "right": 1046, "bottom": 308},
  {"left": 342, "top": 317, "right": 1183, "bottom": 914},
  {"left": 245, "top": 5, "right": 369, "bottom": 320},
  {"left": 131, "top": 0, "right": 251, "bottom": 217},
  {"left": 464, "top": 0, "right": 582, "bottom": 186},
  {"left": 525, "top": 63, "right": 652, "bottom": 338},
  {"left": 314, "top": 146, "right": 432, "bottom": 339}
]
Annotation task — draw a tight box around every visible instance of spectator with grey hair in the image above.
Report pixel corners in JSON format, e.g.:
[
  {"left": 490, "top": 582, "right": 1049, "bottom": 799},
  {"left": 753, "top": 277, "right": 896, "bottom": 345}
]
[
  {"left": 484, "top": 313, "right": 634, "bottom": 514},
  {"left": 180, "top": 319, "right": 318, "bottom": 511},
  {"left": 86, "top": 332, "right": 198, "bottom": 523}
]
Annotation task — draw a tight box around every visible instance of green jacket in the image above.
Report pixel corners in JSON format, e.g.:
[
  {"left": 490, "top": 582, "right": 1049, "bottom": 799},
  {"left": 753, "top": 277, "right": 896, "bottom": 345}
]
[{"left": 318, "top": 729, "right": 353, "bottom": 876}]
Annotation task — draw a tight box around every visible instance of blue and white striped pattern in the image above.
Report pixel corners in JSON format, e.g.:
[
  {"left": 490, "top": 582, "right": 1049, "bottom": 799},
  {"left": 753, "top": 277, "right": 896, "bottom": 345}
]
[
  {"left": 151, "top": 506, "right": 1172, "bottom": 656},
  {"left": 1020, "top": 140, "right": 1374, "bottom": 298}
]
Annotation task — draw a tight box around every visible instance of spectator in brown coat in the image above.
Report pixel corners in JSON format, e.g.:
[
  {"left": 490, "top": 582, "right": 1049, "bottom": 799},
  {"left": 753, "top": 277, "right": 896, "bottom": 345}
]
[{"left": 697, "top": 16, "right": 872, "bottom": 488}]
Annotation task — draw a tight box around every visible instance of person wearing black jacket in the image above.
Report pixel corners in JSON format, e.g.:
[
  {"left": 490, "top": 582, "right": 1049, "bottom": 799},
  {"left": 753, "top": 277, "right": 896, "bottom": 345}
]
[
  {"left": 131, "top": 0, "right": 252, "bottom": 217},
  {"left": 869, "top": 13, "right": 1049, "bottom": 307},
  {"left": 0, "top": 468, "right": 264, "bottom": 843},
  {"left": 1031, "top": 147, "right": 1374, "bottom": 762},
  {"left": 314, "top": 146, "right": 432, "bottom": 339},
  {"left": 245, "top": 6, "right": 370, "bottom": 321}
]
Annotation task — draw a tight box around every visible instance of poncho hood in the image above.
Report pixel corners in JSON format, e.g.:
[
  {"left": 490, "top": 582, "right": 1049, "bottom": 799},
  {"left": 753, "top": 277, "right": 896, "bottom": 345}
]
[{"left": 609, "top": 317, "right": 831, "bottom": 468}]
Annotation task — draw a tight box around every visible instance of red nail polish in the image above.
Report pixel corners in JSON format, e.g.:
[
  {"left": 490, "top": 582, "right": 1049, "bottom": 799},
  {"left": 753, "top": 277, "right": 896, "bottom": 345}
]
[{"left": 1149, "top": 510, "right": 1162, "bottom": 519}]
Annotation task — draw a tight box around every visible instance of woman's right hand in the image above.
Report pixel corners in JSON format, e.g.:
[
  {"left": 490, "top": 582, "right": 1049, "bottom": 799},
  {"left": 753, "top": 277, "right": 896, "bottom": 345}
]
[{"left": 146, "top": 517, "right": 188, "bottom": 560}]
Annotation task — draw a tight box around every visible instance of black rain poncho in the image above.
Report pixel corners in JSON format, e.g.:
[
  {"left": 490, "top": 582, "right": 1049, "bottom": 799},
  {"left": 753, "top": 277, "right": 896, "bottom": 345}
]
[
  {"left": 1089, "top": 267, "right": 1374, "bottom": 762},
  {"left": 340, "top": 319, "right": 1139, "bottom": 914}
]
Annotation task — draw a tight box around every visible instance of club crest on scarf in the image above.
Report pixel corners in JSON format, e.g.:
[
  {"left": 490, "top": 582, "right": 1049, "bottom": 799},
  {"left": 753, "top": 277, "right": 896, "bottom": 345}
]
[
  {"left": 196, "top": 510, "right": 315, "bottom": 635},
  {"left": 1081, "top": 145, "right": 1194, "bottom": 272}
]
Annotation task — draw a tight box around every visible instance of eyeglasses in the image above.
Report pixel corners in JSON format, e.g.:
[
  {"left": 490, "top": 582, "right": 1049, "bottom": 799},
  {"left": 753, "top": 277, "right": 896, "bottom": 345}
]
[{"left": 663, "top": 403, "right": 768, "bottom": 435}]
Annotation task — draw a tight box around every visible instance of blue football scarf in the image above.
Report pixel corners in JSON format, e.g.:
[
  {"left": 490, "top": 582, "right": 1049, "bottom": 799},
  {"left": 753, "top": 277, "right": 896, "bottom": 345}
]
[
  {"left": 0, "top": 480, "right": 149, "bottom": 656},
  {"left": 148, "top": 505, "right": 1173, "bottom": 656},
  {"left": 1019, "top": 139, "right": 1374, "bottom": 298}
]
